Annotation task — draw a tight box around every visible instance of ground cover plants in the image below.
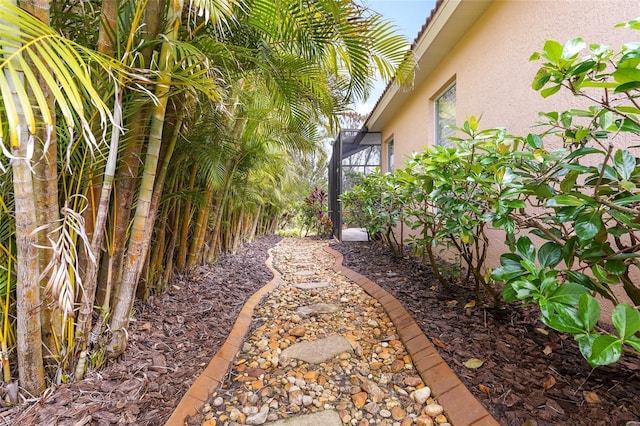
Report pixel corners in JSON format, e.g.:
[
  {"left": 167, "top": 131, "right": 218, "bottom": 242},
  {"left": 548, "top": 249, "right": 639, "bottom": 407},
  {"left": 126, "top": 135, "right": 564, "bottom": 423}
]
[{"left": 341, "top": 27, "right": 640, "bottom": 368}]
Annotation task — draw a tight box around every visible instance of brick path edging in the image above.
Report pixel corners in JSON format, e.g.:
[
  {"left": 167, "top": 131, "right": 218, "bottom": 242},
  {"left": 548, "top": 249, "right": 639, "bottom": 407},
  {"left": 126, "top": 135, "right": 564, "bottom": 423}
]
[
  {"left": 323, "top": 245, "right": 499, "bottom": 426},
  {"left": 165, "top": 244, "right": 284, "bottom": 426}
]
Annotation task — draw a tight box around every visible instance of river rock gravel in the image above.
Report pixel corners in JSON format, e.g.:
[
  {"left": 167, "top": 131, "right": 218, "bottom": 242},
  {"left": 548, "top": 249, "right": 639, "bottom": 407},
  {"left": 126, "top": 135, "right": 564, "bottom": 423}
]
[{"left": 193, "top": 238, "right": 451, "bottom": 426}]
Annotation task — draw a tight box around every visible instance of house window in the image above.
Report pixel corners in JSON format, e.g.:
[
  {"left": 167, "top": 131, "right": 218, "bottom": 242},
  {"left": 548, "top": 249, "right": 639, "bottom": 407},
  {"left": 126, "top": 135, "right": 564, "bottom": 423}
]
[
  {"left": 435, "top": 83, "right": 456, "bottom": 147},
  {"left": 387, "top": 139, "right": 394, "bottom": 172}
]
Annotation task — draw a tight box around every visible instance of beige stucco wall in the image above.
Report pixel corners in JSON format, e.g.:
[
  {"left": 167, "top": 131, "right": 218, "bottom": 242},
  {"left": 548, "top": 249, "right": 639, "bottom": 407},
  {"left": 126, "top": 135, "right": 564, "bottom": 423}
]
[
  {"left": 383, "top": 0, "right": 637, "bottom": 166},
  {"left": 374, "top": 0, "right": 638, "bottom": 311}
]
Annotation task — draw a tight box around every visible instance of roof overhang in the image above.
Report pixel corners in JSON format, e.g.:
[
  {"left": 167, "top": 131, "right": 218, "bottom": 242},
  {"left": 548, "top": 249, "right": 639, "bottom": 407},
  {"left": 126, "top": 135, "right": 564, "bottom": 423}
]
[
  {"left": 338, "top": 128, "right": 381, "bottom": 159},
  {"left": 365, "top": 0, "right": 493, "bottom": 132}
]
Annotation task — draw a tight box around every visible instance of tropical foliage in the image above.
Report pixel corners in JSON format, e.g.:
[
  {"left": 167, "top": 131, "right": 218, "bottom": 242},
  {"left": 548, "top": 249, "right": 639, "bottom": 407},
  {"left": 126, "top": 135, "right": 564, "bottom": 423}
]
[
  {"left": 300, "top": 186, "right": 333, "bottom": 238},
  {"left": 341, "top": 29, "right": 640, "bottom": 366},
  {"left": 0, "top": 0, "right": 414, "bottom": 394}
]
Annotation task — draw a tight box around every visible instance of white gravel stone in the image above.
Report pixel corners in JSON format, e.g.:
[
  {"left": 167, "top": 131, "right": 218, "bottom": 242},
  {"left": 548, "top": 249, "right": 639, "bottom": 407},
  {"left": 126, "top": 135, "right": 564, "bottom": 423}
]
[
  {"left": 246, "top": 405, "right": 269, "bottom": 425},
  {"left": 423, "top": 404, "right": 444, "bottom": 417},
  {"left": 413, "top": 386, "right": 432, "bottom": 404}
]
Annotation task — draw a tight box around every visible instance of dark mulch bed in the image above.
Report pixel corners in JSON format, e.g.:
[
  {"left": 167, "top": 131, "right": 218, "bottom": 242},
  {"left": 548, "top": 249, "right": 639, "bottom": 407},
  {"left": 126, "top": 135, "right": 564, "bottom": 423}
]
[
  {"left": 333, "top": 240, "right": 640, "bottom": 426},
  {"left": 4, "top": 235, "right": 281, "bottom": 426}
]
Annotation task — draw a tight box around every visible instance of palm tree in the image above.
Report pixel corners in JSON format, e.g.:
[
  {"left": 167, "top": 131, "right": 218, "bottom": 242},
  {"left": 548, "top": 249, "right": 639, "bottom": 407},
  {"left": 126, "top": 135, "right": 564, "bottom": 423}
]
[
  {"left": 1, "top": 0, "right": 414, "bottom": 393},
  {"left": 0, "top": 0, "right": 115, "bottom": 394}
]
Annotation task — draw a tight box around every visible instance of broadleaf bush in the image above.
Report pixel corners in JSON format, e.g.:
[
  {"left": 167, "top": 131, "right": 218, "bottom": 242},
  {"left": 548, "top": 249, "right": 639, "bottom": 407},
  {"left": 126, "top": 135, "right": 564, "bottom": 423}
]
[{"left": 341, "top": 23, "right": 640, "bottom": 366}]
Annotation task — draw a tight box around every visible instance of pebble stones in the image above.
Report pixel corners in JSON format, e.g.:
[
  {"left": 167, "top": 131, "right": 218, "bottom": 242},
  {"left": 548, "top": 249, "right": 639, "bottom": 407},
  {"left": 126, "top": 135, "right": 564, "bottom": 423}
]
[{"left": 200, "top": 239, "right": 452, "bottom": 426}]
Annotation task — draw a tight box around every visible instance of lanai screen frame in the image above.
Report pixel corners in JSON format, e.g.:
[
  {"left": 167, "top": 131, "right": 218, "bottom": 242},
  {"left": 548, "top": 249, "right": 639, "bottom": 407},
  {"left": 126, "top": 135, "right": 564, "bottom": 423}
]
[{"left": 328, "top": 128, "right": 381, "bottom": 240}]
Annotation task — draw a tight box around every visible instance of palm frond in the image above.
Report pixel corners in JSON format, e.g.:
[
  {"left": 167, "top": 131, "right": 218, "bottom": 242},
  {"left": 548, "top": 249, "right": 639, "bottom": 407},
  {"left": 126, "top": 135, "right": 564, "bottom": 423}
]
[{"left": 0, "top": 0, "right": 113, "bottom": 154}]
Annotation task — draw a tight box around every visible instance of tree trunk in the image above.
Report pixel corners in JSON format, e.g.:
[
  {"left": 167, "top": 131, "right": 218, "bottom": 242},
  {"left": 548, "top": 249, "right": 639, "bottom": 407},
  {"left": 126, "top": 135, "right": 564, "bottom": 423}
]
[
  {"left": 187, "top": 186, "right": 214, "bottom": 269},
  {"left": 176, "top": 162, "right": 197, "bottom": 270},
  {"left": 5, "top": 18, "right": 45, "bottom": 394},
  {"left": 74, "top": 0, "right": 120, "bottom": 354},
  {"left": 107, "top": 0, "right": 183, "bottom": 357},
  {"left": 76, "top": 86, "right": 122, "bottom": 350},
  {"left": 19, "top": 0, "right": 64, "bottom": 373},
  {"left": 98, "top": 0, "right": 163, "bottom": 316}
]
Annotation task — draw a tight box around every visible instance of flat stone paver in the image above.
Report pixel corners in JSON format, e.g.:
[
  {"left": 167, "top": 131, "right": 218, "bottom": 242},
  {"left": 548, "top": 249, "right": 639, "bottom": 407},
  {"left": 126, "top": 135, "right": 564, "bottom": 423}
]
[
  {"left": 280, "top": 335, "right": 352, "bottom": 363},
  {"left": 294, "top": 281, "right": 330, "bottom": 289},
  {"left": 296, "top": 303, "right": 339, "bottom": 316},
  {"left": 264, "top": 409, "right": 341, "bottom": 426}
]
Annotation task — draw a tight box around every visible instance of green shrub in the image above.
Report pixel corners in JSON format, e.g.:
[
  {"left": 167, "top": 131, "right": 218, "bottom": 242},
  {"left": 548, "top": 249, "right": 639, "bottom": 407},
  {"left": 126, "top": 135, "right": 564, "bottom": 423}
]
[
  {"left": 492, "top": 30, "right": 640, "bottom": 366},
  {"left": 340, "top": 170, "right": 407, "bottom": 257}
]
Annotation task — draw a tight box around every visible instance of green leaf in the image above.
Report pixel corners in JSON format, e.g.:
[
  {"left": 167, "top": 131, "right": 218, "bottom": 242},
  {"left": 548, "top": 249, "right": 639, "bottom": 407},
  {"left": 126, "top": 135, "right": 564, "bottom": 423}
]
[
  {"left": 588, "top": 335, "right": 622, "bottom": 366},
  {"left": 547, "top": 282, "right": 589, "bottom": 305},
  {"left": 538, "top": 242, "right": 562, "bottom": 268},
  {"left": 502, "top": 282, "right": 518, "bottom": 302},
  {"left": 513, "top": 280, "right": 539, "bottom": 300},
  {"left": 604, "top": 259, "right": 627, "bottom": 276},
  {"left": 542, "top": 306, "right": 584, "bottom": 334},
  {"left": 526, "top": 133, "right": 543, "bottom": 149},
  {"left": 616, "top": 18, "right": 640, "bottom": 30},
  {"left": 575, "top": 213, "right": 602, "bottom": 240},
  {"left": 614, "top": 81, "right": 640, "bottom": 93},
  {"left": 543, "top": 40, "right": 563, "bottom": 63},
  {"left": 578, "top": 294, "right": 600, "bottom": 331},
  {"left": 532, "top": 68, "right": 551, "bottom": 90},
  {"left": 560, "top": 171, "right": 579, "bottom": 193},
  {"left": 612, "top": 67, "right": 640, "bottom": 83},
  {"left": 503, "top": 200, "right": 526, "bottom": 209},
  {"left": 562, "top": 237, "right": 578, "bottom": 267},
  {"left": 619, "top": 118, "right": 640, "bottom": 133},
  {"left": 577, "top": 334, "right": 597, "bottom": 359},
  {"left": 568, "top": 58, "right": 596, "bottom": 75},
  {"left": 565, "top": 147, "right": 605, "bottom": 160},
  {"left": 566, "top": 270, "right": 617, "bottom": 301},
  {"left": 592, "top": 264, "right": 620, "bottom": 285},
  {"left": 599, "top": 111, "right": 615, "bottom": 130},
  {"left": 613, "top": 150, "right": 637, "bottom": 181},
  {"left": 516, "top": 236, "right": 536, "bottom": 262},
  {"left": 612, "top": 303, "right": 640, "bottom": 339},
  {"left": 556, "top": 206, "right": 586, "bottom": 223},
  {"left": 615, "top": 105, "right": 640, "bottom": 114},
  {"left": 620, "top": 180, "right": 637, "bottom": 192},
  {"left": 541, "top": 84, "right": 562, "bottom": 98},
  {"left": 627, "top": 335, "right": 640, "bottom": 352},
  {"left": 562, "top": 38, "right": 586, "bottom": 60},
  {"left": 546, "top": 195, "right": 585, "bottom": 207}
]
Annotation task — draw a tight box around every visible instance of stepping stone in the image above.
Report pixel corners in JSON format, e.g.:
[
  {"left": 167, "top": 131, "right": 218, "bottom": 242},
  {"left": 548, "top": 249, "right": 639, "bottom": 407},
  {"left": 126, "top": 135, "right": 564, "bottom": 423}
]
[
  {"left": 294, "top": 270, "right": 315, "bottom": 277},
  {"left": 296, "top": 303, "right": 339, "bottom": 316},
  {"left": 281, "top": 335, "right": 352, "bottom": 364},
  {"left": 264, "top": 410, "right": 342, "bottom": 426},
  {"left": 295, "top": 282, "right": 330, "bottom": 289}
]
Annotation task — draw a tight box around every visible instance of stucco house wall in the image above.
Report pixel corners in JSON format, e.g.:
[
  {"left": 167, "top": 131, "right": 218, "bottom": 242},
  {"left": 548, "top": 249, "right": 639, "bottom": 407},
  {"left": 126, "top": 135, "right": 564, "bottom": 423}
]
[
  {"left": 376, "top": 0, "right": 637, "bottom": 165},
  {"left": 364, "top": 0, "right": 638, "bottom": 310}
]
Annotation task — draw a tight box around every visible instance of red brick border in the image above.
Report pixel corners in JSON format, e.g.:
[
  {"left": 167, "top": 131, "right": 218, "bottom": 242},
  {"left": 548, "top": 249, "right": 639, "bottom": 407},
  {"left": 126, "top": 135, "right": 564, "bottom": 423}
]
[
  {"left": 165, "top": 245, "right": 284, "bottom": 426},
  {"left": 323, "top": 245, "right": 499, "bottom": 426}
]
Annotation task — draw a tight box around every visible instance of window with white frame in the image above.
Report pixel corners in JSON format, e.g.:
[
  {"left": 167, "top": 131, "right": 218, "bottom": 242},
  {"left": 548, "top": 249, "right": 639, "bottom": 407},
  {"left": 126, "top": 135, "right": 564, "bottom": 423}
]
[
  {"left": 435, "top": 83, "right": 456, "bottom": 147},
  {"left": 387, "top": 139, "right": 394, "bottom": 172}
]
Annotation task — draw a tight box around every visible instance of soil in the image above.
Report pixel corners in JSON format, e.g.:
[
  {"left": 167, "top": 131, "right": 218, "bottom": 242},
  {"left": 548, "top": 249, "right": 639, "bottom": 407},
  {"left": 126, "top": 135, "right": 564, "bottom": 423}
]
[
  {"left": 332, "top": 241, "right": 640, "bottom": 426},
  {"left": 2, "top": 236, "right": 638, "bottom": 426},
  {"left": 2, "top": 235, "right": 282, "bottom": 426}
]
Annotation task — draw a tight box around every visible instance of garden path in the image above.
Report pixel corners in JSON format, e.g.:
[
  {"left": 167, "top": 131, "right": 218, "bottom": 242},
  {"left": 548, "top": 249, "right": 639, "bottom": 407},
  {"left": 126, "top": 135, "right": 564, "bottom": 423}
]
[{"left": 168, "top": 238, "right": 496, "bottom": 426}]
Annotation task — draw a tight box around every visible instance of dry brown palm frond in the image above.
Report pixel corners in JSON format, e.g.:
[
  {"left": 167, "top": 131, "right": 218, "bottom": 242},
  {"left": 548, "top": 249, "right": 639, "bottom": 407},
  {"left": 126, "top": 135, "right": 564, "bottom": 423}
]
[{"left": 34, "top": 195, "right": 95, "bottom": 323}]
